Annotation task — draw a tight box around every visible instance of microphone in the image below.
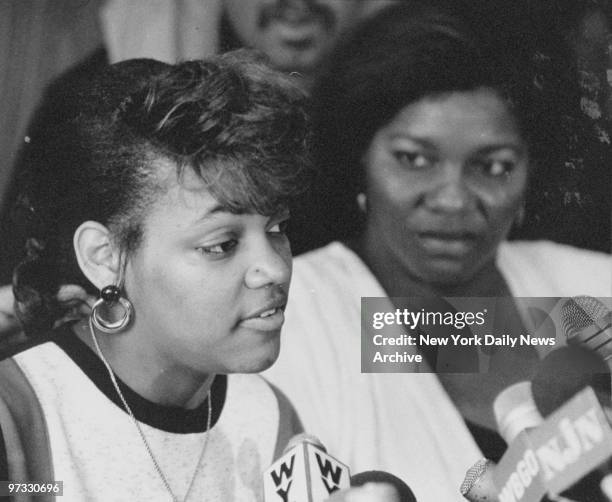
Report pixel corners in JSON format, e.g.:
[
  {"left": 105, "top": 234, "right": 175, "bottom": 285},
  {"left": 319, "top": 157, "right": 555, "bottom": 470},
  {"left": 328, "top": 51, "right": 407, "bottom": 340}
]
[
  {"left": 263, "top": 434, "right": 417, "bottom": 502},
  {"left": 461, "top": 346, "right": 612, "bottom": 502},
  {"left": 491, "top": 386, "right": 612, "bottom": 501},
  {"left": 460, "top": 458, "right": 498, "bottom": 502},
  {"left": 484, "top": 383, "right": 550, "bottom": 502},
  {"left": 466, "top": 346, "right": 612, "bottom": 502},
  {"left": 528, "top": 347, "right": 612, "bottom": 501},
  {"left": 531, "top": 346, "right": 611, "bottom": 418},
  {"left": 459, "top": 383, "right": 545, "bottom": 501},
  {"left": 562, "top": 297, "right": 612, "bottom": 364},
  {"left": 494, "top": 381, "right": 544, "bottom": 444},
  {"left": 350, "top": 470, "right": 417, "bottom": 502},
  {"left": 263, "top": 433, "right": 350, "bottom": 501}
]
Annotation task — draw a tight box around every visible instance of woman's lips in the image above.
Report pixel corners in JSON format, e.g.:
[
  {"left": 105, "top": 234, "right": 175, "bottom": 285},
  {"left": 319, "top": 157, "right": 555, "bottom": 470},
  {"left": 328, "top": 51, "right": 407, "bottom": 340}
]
[
  {"left": 416, "top": 231, "right": 478, "bottom": 255},
  {"left": 239, "top": 308, "right": 285, "bottom": 332},
  {"left": 272, "top": 19, "right": 324, "bottom": 44},
  {"left": 265, "top": 5, "right": 331, "bottom": 43}
]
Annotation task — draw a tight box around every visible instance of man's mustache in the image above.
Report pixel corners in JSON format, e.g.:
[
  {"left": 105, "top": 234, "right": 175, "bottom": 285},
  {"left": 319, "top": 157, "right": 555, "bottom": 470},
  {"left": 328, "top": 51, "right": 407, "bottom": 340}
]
[{"left": 258, "top": 0, "right": 336, "bottom": 32}]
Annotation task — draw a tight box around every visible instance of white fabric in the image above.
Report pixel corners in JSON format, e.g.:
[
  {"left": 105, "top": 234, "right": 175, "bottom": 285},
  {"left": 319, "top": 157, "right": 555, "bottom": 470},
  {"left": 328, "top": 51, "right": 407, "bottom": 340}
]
[
  {"left": 497, "top": 240, "right": 611, "bottom": 297},
  {"left": 100, "top": 0, "right": 221, "bottom": 63},
  {"left": 14, "top": 342, "right": 281, "bottom": 502},
  {"left": 263, "top": 240, "right": 611, "bottom": 502}
]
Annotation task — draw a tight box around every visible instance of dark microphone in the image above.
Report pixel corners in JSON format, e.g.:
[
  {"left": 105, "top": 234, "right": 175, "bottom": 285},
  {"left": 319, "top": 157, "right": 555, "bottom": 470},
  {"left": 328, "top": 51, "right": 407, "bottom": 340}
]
[
  {"left": 531, "top": 346, "right": 611, "bottom": 418},
  {"left": 263, "top": 433, "right": 351, "bottom": 501},
  {"left": 562, "top": 296, "right": 612, "bottom": 365},
  {"left": 468, "top": 348, "right": 612, "bottom": 502},
  {"left": 350, "top": 470, "right": 417, "bottom": 502},
  {"left": 529, "top": 347, "right": 612, "bottom": 501}
]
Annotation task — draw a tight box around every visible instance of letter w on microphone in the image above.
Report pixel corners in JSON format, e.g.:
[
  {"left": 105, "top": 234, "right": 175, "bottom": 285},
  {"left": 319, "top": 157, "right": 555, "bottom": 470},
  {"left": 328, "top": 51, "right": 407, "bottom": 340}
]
[
  {"left": 494, "top": 387, "right": 612, "bottom": 501},
  {"left": 263, "top": 438, "right": 350, "bottom": 501}
]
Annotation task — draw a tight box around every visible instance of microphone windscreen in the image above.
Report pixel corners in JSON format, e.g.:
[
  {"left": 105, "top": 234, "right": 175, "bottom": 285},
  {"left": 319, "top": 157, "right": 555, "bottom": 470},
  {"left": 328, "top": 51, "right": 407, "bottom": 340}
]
[
  {"left": 561, "top": 296, "right": 610, "bottom": 335},
  {"left": 561, "top": 296, "right": 612, "bottom": 363},
  {"left": 531, "top": 346, "right": 611, "bottom": 417},
  {"left": 350, "top": 470, "right": 417, "bottom": 502},
  {"left": 460, "top": 458, "right": 496, "bottom": 502}
]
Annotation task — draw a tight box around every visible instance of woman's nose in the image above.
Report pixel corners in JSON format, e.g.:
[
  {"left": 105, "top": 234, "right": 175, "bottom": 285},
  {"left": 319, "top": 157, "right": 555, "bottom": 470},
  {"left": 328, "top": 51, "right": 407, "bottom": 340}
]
[
  {"left": 424, "top": 164, "right": 473, "bottom": 213},
  {"left": 244, "top": 242, "right": 291, "bottom": 290}
]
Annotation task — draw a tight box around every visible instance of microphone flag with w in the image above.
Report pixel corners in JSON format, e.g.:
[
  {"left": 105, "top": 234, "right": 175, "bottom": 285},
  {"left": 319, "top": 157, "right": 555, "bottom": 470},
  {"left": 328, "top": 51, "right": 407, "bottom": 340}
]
[{"left": 263, "top": 433, "right": 350, "bottom": 501}]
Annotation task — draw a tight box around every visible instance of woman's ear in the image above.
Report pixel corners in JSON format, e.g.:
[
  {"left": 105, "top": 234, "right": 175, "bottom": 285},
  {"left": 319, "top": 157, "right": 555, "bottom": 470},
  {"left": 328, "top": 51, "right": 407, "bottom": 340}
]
[{"left": 73, "top": 221, "right": 121, "bottom": 290}]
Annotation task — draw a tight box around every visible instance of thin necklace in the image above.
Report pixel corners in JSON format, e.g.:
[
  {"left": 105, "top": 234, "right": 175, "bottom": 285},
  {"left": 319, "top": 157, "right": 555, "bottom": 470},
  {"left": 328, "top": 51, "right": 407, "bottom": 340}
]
[{"left": 88, "top": 317, "right": 212, "bottom": 502}]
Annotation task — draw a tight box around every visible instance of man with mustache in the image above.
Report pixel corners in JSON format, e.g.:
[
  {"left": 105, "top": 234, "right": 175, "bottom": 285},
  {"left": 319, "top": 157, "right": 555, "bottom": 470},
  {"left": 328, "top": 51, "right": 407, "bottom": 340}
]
[
  {"left": 100, "top": 0, "right": 394, "bottom": 88},
  {"left": 220, "top": 0, "right": 373, "bottom": 83}
]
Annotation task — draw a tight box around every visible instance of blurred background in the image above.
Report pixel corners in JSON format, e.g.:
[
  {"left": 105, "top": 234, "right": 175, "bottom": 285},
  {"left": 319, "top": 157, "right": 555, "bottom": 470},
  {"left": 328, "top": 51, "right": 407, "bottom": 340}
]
[{"left": 0, "top": 0, "right": 609, "bottom": 282}]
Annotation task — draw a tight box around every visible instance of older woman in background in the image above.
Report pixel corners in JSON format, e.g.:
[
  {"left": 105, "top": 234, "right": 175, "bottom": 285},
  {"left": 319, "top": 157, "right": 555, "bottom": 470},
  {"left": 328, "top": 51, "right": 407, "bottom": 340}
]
[{"left": 264, "top": 4, "right": 611, "bottom": 501}]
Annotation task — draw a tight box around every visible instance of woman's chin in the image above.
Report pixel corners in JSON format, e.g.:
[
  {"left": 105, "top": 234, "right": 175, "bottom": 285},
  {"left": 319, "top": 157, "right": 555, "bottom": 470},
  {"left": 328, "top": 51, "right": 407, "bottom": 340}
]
[
  {"left": 236, "top": 342, "right": 281, "bottom": 374},
  {"left": 416, "top": 259, "right": 482, "bottom": 290},
  {"left": 242, "top": 356, "right": 279, "bottom": 374}
]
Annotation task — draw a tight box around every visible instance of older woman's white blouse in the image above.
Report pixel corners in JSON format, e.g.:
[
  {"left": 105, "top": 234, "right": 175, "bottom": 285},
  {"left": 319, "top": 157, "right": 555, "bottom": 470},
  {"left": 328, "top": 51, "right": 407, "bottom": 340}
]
[{"left": 263, "top": 240, "right": 611, "bottom": 502}]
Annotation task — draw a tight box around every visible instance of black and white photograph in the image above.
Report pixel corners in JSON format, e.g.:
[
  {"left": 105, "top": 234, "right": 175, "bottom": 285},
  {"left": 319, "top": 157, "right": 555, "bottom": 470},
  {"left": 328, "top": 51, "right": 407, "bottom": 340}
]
[{"left": 0, "top": 1, "right": 610, "bottom": 501}]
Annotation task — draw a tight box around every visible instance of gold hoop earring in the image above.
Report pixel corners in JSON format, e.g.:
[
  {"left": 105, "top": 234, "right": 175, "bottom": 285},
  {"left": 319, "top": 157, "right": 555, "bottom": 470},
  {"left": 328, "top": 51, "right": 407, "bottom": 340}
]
[{"left": 90, "top": 285, "right": 133, "bottom": 334}]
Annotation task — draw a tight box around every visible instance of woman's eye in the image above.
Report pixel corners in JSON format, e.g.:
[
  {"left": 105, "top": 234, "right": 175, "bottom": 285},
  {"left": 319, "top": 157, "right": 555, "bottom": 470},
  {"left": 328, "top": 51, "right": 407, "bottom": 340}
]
[
  {"left": 392, "top": 151, "right": 433, "bottom": 170},
  {"left": 198, "top": 239, "right": 238, "bottom": 255},
  {"left": 480, "top": 159, "right": 515, "bottom": 177}
]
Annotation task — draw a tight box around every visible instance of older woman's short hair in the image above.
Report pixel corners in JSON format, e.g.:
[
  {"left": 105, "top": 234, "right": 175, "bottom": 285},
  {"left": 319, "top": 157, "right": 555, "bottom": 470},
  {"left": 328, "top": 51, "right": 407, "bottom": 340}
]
[{"left": 310, "top": 1, "right": 576, "bottom": 242}]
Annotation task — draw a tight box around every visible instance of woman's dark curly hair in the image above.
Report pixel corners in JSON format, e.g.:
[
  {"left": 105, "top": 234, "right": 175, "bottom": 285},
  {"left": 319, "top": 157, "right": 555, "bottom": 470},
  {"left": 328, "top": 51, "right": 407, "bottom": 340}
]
[
  {"left": 13, "top": 51, "right": 311, "bottom": 337},
  {"left": 308, "top": 1, "right": 581, "bottom": 243}
]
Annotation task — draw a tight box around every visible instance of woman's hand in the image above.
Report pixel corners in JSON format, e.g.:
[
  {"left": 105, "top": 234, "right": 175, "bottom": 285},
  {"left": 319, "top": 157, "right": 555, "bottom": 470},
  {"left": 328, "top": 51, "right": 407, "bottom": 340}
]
[{"left": 326, "top": 483, "right": 400, "bottom": 502}]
